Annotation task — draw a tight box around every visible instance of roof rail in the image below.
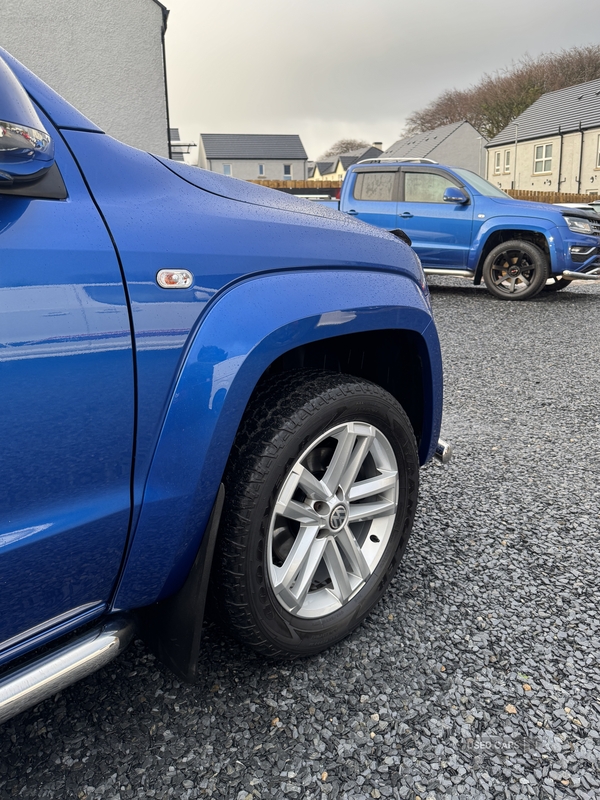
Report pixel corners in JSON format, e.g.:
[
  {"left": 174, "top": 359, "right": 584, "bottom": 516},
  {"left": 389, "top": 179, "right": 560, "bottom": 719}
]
[{"left": 356, "top": 157, "right": 438, "bottom": 165}]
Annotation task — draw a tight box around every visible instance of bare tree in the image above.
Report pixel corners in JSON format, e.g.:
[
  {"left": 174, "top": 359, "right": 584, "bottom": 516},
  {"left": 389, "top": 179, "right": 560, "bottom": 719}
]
[
  {"left": 404, "top": 46, "right": 600, "bottom": 140},
  {"left": 320, "top": 139, "right": 372, "bottom": 158}
]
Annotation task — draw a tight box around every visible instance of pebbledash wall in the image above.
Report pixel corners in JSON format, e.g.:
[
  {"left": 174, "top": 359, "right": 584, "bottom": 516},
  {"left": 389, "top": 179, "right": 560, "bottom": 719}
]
[{"left": 1, "top": 0, "right": 170, "bottom": 157}]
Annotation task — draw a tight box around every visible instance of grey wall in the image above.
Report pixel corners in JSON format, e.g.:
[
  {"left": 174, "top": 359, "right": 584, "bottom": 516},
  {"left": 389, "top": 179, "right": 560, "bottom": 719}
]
[
  {"left": 207, "top": 160, "right": 307, "bottom": 180},
  {"left": 2, "top": 0, "right": 169, "bottom": 156},
  {"left": 429, "top": 128, "right": 486, "bottom": 175}
]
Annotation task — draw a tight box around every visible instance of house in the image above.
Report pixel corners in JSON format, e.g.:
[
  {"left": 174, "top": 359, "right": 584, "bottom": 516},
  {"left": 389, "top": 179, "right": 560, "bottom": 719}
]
[
  {"left": 308, "top": 145, "right": 384, "bottom": 182},
  {"left": 1, "top": 0, "right": 171, "bottom": 157},
  {"left": 310, "top": 160, "right": 336, "bottom": 180},
  {"left": 486, "top": 78, "right": 600, "bottom": 195},
  {"left": 197, "top": 134, "right": 308, "bottom": 180},
  {"left": 381, "top": 122, "right": 487, "bottom": 175}
]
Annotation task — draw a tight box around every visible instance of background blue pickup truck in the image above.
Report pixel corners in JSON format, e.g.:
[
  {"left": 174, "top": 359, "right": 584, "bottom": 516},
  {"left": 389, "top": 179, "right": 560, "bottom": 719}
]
[
  {"left": 0, "top": 50, "right": 447, "bottom": 724},
  {"left": 331, "top": 158, "right": 600, "bottom": 299}
]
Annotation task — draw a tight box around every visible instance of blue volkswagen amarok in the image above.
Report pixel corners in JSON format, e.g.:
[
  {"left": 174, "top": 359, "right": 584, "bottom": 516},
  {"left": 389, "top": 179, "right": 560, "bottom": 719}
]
[
  {"left": 0, "top": 50, "right": 448, "bottom": 723},
  {"left": 336, "top": 158, "right": 600, "bottom": 299}
]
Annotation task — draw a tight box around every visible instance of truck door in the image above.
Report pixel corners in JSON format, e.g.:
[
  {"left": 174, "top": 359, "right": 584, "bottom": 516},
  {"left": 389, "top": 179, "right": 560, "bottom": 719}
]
[
  {"left": 0, "top": 107, "right": 134, "bottom": 655},
  {"left": 342, "top": 167, "right": 399, "bottom": 228},
  {"left": 397, "top": 168, "right": 474, "bottom": 268}
]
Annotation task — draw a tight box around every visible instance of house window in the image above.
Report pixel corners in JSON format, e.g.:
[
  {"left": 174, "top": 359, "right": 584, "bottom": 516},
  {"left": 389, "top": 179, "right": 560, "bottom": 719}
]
[
  {"left": 283, "top": 164, "right": 292, "bottom": 180},
  {"left": 258, "top": 164, "right": 265, "bottom": 176},
  {"left": 494, "top": 152, "right": 501, "bottom": 175},
  {"left": 223, "top": 164, "right": 232, "bottom": 176},
  {"left": 504, "top": 150, "right": 511, "bottom": 173},
  {"left": 597, "top": 135, "right": 600, "bottom": 168},
  {"left": 533, "top": 144, "right": 552, "bottom": 174}
]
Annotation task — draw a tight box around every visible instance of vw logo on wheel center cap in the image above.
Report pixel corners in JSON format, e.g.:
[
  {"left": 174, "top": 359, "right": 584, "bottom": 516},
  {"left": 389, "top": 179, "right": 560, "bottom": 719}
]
[{"left": 329, "top": 504, "right": 348, "bottom": 531}]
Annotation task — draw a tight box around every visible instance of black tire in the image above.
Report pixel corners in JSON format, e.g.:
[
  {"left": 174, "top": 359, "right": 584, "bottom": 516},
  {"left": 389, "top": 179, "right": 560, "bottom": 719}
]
[
  {"left": 215, "top": 370, "right": 419, "bottom": 659},
  {"left": 482, "top": 239, "right": 549, "bottom": 300},
  {"left": 543, "top": 277, "right": 571, "bottom": 292}
]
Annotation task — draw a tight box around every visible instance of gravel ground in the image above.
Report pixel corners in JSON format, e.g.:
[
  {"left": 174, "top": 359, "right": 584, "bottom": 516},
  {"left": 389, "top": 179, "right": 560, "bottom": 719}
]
[{"left": 1, "top": 279, "right": 599, "bottom": 800}]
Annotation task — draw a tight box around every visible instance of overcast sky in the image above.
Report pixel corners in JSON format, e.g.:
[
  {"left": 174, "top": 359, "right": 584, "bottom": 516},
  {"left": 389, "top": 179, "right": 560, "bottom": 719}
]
[{"left": 165, "top": 0, "right": 600, "bottom": 162}]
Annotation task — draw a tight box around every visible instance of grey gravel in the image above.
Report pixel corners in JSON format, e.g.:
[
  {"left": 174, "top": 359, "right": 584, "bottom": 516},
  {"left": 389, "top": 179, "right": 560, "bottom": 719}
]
[{"left": 1, "top": 278, "right": 599, "bottom": 800}]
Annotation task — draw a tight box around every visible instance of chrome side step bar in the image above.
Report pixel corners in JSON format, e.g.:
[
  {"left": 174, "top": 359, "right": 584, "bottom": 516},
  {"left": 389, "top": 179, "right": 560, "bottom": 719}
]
[
  {"left": 0, "top": 617, "right": 135, "bottom": 724},
  {"left": 561, "top": 269, "right": 600, "bottom": 281},
  {"left": 423, "top": 269, "right": 474, "bottom": 278},
  {"left": 434, "top": 438, "right": 453, "bottom": 464}
]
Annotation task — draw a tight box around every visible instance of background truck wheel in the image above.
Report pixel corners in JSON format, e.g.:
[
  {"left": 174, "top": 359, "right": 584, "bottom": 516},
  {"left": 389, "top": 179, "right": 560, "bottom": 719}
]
[
  {"left": 544, "top": 276, "right": 571, "bottom": 292},
  {"left": 482, "top": 240, "right": 549, "bottom": 300},
  {"left": 215, "top": 371, "right": 419, "bottom": 658}
]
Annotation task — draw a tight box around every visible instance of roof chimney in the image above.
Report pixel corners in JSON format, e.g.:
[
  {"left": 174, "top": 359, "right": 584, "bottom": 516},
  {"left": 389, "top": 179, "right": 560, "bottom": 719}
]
[{"left": 372, "top": 141, "right": 383, "bottom": 150}]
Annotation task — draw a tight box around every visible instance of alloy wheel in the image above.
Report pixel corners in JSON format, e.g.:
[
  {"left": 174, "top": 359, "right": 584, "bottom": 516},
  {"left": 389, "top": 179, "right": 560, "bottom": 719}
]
[{"left": 267, "top": 421, "right": 399, "bottom": 619}]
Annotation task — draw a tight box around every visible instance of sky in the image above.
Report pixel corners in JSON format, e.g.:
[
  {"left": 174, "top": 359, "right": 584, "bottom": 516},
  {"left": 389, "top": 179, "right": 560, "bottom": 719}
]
[{"left": 164, "top": 0, "right": 600, "bottom": 163}]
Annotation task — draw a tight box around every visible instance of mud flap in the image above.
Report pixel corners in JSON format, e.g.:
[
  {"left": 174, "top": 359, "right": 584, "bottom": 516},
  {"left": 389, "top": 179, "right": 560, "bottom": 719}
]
[{"left": 137, "top": 484, "right": 225, "bottom": 682}]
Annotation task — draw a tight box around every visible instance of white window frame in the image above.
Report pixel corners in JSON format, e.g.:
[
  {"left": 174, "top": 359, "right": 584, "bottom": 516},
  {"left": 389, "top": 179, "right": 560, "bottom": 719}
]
[
  {"left": 223, "top": 163, "right": 232, "bottom": 177},
  {"left": 283, "top": 164, "right": 292, "bottom": 180},
  {"left": 258, "top": 163, "right": 265, "bottom": 177},
  {"left": 533, "top": 143, "right": 552, "bottom": 174},
  {"left": 494, "top": 151, "right": 501, "bottom": 175},
  {"left": 504, "top": 149, "right": 511, "bottom": 173}
]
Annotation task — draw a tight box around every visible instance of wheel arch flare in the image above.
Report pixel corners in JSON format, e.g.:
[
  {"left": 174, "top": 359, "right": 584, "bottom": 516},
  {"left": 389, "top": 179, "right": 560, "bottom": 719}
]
[{"left": 112, "top": 267, "right": 442, "bottom": 612}]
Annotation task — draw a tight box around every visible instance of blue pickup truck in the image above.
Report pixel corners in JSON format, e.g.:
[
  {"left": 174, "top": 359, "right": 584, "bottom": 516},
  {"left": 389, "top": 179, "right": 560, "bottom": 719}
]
[
  {"left": 333, "top": 158, "right": 600, "bottom": 300},
  {"left": 0, "top": 50, "right": 448, "bottom": 723}
]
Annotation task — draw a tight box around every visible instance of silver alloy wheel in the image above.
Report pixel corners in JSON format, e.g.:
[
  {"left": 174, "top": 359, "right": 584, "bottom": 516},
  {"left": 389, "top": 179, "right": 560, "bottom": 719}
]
[{"left": 267, "top": 421, "right": 399, "bottom": 619}]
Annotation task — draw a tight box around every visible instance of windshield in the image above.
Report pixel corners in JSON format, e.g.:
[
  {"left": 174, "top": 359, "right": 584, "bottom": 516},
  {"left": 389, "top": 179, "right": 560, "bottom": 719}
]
[{"left": 453, "top": 168, "right": 510, "bottom": 198}]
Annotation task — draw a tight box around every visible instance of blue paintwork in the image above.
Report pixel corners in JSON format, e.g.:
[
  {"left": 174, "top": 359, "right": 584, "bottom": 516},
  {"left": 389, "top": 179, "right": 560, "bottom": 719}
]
[
  {"left": 339, "top": 162, "right": 600, "bottom": 277},
  {"left": 0, "top": 106, "right": 134, "bottom": 648},
  {"left": 0, "top": 49, "right": 443, "bottom": 665}
]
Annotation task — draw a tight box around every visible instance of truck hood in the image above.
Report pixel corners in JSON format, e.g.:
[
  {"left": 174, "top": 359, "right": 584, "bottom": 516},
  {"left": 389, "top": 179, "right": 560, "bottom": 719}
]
[
  {"left": 485, "top": 195, "right": 583, "bottom": 222},
  {"left": 156, "top": 157, "right": 348, "bottom": 222}
]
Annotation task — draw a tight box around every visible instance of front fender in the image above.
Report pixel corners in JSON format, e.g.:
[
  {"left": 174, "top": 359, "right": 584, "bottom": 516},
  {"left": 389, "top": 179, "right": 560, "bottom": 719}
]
[
  {"left": 112, "top": 269, "right": 441, "bottom": 610},
  {"left": 469, "top": 217, "right": 562, "bottom": 276}
]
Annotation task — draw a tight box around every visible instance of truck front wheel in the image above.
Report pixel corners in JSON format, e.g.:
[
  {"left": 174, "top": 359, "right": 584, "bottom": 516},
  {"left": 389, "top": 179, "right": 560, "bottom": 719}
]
[
  {"left": 215, "top": 371, "right": 419, "bottom": 658},
  {"left": 482, "top": 240, "right": 548, "bottom": 300}
]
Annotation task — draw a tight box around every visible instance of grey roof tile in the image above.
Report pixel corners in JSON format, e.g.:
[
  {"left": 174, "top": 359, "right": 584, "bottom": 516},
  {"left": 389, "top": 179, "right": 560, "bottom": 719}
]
[
  {"left": 487, "top": 78, "right": 600, "bottom": 147},
  {"left": 200, "top": 133, "right": 307, "bottom": 160},
  {"left": 382, "top": 122, "right": 470, "bottom": 157},
  {"left": 315, "top": 160, "right": 335, "bottom": 175},
  {"left": 338, "top": 146, "right": 383, "bottom": 169}
]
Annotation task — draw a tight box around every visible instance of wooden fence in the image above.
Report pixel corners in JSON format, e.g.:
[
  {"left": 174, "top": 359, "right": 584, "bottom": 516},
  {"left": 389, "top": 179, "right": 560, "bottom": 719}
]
[
  {"left": 505, "top": 189, "right": 598, "bottom": 204},
  {"left": 248, "top": 180, "right": 342, "bottom": 190}
]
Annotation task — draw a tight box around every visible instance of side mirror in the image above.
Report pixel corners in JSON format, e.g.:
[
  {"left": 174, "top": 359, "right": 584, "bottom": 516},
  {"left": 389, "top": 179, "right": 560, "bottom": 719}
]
[
  {"left": 0, "top": 56, "right": 55, "bottom": 187},
  {"left": 443, "top": 186, "right": 469, "bottom": 204}
]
